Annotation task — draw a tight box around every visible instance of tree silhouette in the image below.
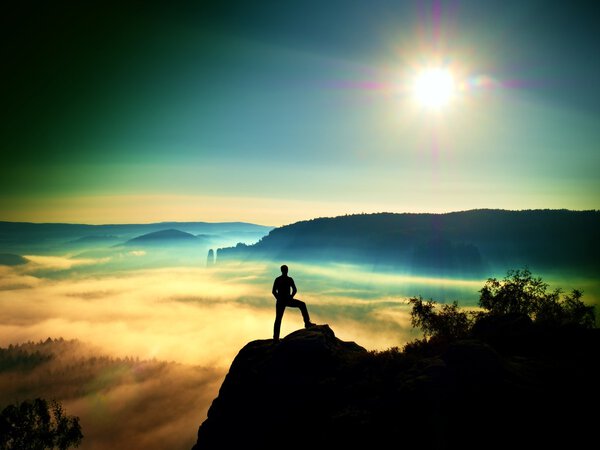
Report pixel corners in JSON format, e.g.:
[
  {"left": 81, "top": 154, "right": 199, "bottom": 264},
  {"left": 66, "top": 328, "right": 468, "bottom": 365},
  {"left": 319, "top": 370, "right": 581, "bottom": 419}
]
[
  {"left": 479, "top": 268, "right": 551, "bottom": 316},
  {"left": 480, "top": 268, "right": 595, "bottom": 327},
  {"left": 0, "top": 398, "right": 82, "bottom": 450},
  {"left": 409, "top": 269, "right": 596, "bottom": 343},
  {"left": 408, "top": 297, "right": 472, "bottom": 340}
]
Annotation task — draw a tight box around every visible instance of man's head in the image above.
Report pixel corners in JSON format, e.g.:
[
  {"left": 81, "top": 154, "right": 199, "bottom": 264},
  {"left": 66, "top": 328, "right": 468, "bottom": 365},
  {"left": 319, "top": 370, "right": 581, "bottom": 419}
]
[{"left": 280, "top": 264, "right": 288, "bottom": 275}]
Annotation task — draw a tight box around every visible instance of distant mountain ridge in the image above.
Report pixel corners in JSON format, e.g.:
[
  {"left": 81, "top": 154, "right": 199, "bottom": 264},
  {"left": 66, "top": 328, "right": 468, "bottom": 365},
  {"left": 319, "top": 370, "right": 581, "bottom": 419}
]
[
  {"left": 216, "top": 209, "right": 600, "bottom": 277},
  {"left": 68, "top": 235, "right": 121, "bottom": 243},
  {"left": 0, "top": 220, "right": 272, "bottom": 237},
  {"left": 0, "top": 221, "right": 273, "bottom": 254},
  {"left": 123, "top": 229, "right": 200, "bottom": 246}
]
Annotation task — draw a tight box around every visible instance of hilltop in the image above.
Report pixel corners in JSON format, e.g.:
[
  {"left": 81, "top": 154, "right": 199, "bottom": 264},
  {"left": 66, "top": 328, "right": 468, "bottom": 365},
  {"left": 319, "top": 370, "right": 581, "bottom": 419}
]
[
  {"left": 216, "top": 209, "right": 600, "bottom": 277},
  {"left": 0, "top": 220, "right": 273, "bottom": 256},
  {"left": 122, "top": 229, "right": 201, "bottom": 246},
  {"left": 192, "top": 323, "right": 599, "bottom": 450},
  {"left": 193, "top": 269, "right": 599, "bottom": 449}
]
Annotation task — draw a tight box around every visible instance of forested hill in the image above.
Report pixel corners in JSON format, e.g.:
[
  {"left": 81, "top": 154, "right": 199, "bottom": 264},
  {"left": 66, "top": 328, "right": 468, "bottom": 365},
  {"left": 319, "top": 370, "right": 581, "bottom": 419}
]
[{"left": 216, "top": 209, "right": 600, "bottom": 276}]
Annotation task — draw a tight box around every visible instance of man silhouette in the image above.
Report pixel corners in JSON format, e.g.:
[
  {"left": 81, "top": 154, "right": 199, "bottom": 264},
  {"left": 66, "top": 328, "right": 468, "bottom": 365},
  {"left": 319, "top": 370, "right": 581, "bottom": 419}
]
[{"left": 272, "top": 264, "right": 315, "bottom": 341}]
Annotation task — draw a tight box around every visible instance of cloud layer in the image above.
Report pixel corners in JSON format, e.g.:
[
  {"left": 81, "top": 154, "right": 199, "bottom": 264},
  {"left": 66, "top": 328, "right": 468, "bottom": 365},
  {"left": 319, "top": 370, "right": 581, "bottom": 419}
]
[{"left": 0, "top": 258, "right": 429, "bottom": 449}]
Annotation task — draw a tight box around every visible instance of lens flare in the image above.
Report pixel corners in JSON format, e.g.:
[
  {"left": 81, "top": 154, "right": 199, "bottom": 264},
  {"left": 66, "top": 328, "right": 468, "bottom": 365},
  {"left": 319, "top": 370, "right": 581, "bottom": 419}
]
[{"left": 412, "top": 68, "right": 455, "bottom": 109}]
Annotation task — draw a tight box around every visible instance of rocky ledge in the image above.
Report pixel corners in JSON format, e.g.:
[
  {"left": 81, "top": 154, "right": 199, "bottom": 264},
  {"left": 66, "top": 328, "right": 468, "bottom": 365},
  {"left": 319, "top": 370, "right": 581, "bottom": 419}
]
[{"left": 192, "top": 324, "right": 599, "bottom": 450}]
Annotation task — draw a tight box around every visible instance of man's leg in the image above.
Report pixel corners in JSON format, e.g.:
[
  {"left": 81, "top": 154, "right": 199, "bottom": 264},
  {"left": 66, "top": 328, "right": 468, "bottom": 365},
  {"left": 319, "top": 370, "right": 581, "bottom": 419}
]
[
  {"left": 273, "top": 302, "right": 286, "bottom": 341},
  {"left": 287, "top": 299, "right": 313, "bottom": 327}
]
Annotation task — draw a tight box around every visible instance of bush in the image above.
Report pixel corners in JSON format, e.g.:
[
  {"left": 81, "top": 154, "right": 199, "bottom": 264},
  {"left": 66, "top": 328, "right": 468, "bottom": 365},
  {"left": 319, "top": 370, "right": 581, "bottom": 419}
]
[
  {"left": 408, "top": 296, "right": 473, "bottom": 341},
  {"left": 535, "top": 288, "right": 595, "bottom": 328},
  {"left": 408, "top": 269, "right": 596, "bottom": 344},
  {"left": 479, "top": 269, "right": 595, "bottom": 327},
  {"left": 479, "top": 268, "right": 550, "bottom": 317},
  {"left": 0, "top": 398, "right": 82, "bottom": 450}
]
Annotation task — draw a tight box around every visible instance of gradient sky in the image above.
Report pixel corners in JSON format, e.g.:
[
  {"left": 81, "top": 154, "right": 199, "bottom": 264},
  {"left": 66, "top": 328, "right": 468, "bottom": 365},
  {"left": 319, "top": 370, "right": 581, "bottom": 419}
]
[{"left": 1, "top": 0, "right": 599, "bottom": 225}]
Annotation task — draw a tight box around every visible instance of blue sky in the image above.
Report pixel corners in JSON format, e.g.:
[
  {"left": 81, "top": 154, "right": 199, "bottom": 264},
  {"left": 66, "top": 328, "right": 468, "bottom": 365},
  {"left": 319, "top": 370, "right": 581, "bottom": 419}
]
[{"left": 1, "top": 0, "right": 598, "bottom": 224}]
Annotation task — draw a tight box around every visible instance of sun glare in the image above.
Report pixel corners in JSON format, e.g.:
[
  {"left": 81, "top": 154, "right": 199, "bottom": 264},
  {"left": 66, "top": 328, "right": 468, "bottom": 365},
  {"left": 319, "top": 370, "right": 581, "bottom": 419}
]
[{"left": 412, "top": 67, "right": 455, "bottom": 109}]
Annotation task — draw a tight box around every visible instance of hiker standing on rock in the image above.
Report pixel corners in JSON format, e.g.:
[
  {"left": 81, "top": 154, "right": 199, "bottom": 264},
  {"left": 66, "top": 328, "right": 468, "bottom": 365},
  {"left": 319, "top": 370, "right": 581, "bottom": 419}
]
[{"left": 272, "top": 264, "right": 315, "bottom": 341}]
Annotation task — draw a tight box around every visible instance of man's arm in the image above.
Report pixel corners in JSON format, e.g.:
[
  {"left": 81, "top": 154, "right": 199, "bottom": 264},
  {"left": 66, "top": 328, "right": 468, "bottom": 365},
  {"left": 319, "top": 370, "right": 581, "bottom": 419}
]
[
  {"left": 272, "top": 279, "right": 278, "bottom": 299},
  {"left": 290, "top": 278, "right": 297, "bottom": 298}
]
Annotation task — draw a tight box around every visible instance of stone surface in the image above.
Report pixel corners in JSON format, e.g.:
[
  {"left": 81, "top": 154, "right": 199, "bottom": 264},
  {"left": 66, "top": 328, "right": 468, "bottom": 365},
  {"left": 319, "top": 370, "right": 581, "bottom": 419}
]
[{"left": 192, "top": 324, "right": 600, "bottom": 450}]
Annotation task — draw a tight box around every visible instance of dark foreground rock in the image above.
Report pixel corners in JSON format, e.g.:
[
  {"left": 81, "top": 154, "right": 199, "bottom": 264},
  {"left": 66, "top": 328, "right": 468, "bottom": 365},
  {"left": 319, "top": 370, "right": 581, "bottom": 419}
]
[{"left": 192, "top": 324, "right": 600, "bottom": 450}]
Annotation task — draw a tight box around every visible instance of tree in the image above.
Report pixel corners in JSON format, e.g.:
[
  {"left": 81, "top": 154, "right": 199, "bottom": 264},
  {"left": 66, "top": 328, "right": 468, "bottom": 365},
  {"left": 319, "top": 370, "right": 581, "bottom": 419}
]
[
  {"left": 408, "top": 269, "right": 596, "bottom": 344},
  {"left": 408, "top": 296, "right": 472, "bottom": 341},
  {"left": 479, "top": 268, "right": 550, "bottom": 317},
  {"left": 479, "top": 268, "right": 595, "bottom": 327},
  {"left": 534, "top": 288, "right": 595, "bottom": 328},
  {"left": 0, "top": 398, "right": 82, "bottom": 450}
]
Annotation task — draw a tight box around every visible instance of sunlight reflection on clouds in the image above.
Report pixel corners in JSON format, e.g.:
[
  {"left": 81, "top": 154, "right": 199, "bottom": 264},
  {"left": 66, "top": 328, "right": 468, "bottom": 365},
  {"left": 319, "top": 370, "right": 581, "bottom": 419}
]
[
  {"left": 2, "top": 254, "right": 597, "bottom": 450},
  {"left": 0, "top": 261, "right": 427, "bottom": 368}
]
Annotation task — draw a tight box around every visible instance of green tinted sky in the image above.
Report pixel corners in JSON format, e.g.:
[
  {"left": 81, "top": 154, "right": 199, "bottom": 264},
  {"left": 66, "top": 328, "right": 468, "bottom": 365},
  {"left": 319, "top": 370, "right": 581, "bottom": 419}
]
[{"left": 1, "top": 0, "right": 598, "bottom": 225}]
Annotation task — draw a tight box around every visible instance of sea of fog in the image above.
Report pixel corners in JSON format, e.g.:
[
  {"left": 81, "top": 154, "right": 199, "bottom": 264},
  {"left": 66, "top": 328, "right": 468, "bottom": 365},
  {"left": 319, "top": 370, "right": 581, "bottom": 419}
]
[{"left": 1, "top": 252, "right": 598, "bottom": 450}]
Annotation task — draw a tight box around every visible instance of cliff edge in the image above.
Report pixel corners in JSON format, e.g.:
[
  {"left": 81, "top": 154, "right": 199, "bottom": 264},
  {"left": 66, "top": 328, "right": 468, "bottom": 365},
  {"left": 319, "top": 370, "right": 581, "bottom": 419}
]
[{"left": 192, "top": 324, "right": 599, "bottom": 450}]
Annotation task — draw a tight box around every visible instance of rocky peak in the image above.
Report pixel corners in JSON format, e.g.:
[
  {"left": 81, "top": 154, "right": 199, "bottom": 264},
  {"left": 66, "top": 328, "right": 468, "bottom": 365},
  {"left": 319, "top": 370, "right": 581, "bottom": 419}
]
[
  {"left": 192, "top": 325, "right": 365, "bottom": 450},
  {"left": 192, "top": 324, "right": 599, "bottom": 450}
]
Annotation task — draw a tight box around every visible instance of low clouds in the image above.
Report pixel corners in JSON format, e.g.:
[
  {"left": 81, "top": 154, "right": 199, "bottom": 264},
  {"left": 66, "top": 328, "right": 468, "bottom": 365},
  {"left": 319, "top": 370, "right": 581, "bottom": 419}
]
[
  {"left": 0, "top": 339, "right": 223, "bottom": 450},
  {"left": 23, "top": 254, "right": 112, "bottom": 270},
  {"left": 0, "top": 266, "right": 274, "bottom": 367},
  {"left": 0, "top": 257, "right": 475, "bottom": 449},
  {"left": 0, "top": 258, "right": 479, "bottom": 363}
]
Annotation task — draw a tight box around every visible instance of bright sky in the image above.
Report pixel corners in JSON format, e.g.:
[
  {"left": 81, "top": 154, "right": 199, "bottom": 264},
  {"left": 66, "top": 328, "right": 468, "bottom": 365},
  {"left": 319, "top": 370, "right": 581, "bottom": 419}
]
[{"left": 1, "top": 0, "right": 599, "bottom": 226}]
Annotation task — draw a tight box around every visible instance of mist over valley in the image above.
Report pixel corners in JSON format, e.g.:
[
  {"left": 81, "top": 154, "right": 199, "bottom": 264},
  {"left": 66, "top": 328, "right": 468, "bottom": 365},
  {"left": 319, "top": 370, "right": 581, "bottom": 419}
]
[{"left": 1, "top": 210, "right": 598, "bottom": 449}]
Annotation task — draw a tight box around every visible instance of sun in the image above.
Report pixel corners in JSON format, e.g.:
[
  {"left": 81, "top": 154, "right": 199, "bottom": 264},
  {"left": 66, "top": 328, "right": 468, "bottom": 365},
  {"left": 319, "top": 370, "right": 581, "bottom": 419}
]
[{"left": 412, "top": 67, "right": 456, "bottom": 109}]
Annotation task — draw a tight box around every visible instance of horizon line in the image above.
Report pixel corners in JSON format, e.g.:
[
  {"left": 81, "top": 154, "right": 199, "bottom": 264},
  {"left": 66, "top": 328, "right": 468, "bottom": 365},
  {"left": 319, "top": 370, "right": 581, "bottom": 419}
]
[{"left": 2, "top": 207, "right": 598, "bottom": 228}]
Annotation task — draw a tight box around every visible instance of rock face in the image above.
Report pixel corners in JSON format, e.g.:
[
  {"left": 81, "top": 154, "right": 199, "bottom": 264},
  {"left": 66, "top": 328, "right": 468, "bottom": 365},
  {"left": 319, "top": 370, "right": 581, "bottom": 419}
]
[
  {"left": 206, "top": 249, "right": 214, "bottom": 266},
  {"left": 193, "top": 326, "right": 366, "bottom": 450},
  {"left": 192, "top": 324, "right": 600, "bottom": 450}
]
